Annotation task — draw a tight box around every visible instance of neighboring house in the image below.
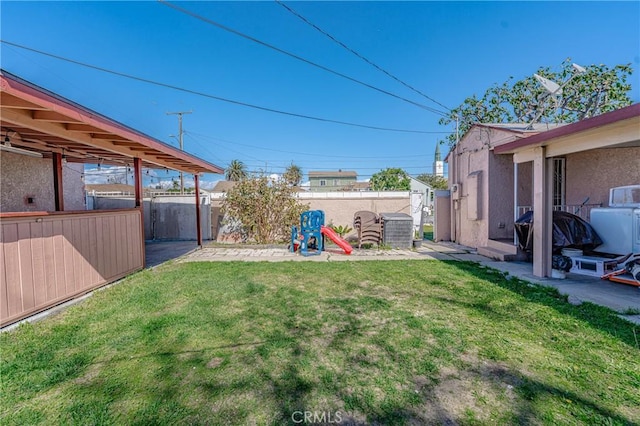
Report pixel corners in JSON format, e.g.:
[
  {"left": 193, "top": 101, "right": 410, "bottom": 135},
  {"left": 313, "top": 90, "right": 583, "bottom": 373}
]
[
  {"left": 0, "top": 70, "right": 223, "bottom": 327},
  {"left": 441, "top": 104, "right": 640, "bottom": 277},
  {"left": 409, "top": 176, "right": 432, "bottom": 228},
  {"left": 308, "top": 170, "right": 357, "bottom": 192}
]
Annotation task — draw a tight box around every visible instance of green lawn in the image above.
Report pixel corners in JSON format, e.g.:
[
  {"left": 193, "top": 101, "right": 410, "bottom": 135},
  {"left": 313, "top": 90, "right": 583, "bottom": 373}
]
[{"left": 1, "top": 260, "right": 638, "bottom": 425}]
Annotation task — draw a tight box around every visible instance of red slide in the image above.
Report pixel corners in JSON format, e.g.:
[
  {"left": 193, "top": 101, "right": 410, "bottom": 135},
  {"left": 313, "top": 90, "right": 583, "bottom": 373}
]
[{"left": 321, "top": 225, "right": 353, "bottom": 255}]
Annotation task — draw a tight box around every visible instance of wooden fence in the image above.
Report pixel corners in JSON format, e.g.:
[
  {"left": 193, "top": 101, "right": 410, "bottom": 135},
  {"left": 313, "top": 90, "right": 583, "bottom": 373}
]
[{"left": 1, "top": 209, "right": 144, "bottom": 327}]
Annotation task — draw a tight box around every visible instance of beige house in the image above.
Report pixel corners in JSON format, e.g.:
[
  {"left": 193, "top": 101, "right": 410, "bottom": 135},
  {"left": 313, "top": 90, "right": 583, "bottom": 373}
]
[{"left": 442, "top": 104, "right": 640, "bottom": 277}]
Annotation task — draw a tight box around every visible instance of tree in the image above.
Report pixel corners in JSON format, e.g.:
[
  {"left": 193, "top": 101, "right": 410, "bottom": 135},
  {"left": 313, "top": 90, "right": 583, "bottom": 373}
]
[
  {"left": 416, "top": 173, "right": 448, "bottom": 190},
  {"left": 225, "top": 159, "right": 248, "bottom": 181},
  {"left": 439, "top": 60, "right": 633, "bottom": 146},
  {"left": 283, "top": 163, "right": 303, "bottom": 186},
  {"left": 221, "top": 172, "right": 308, "bottom": 244},
  {"left": 370, "top": 168, "right": 410, "bottom": 191}
]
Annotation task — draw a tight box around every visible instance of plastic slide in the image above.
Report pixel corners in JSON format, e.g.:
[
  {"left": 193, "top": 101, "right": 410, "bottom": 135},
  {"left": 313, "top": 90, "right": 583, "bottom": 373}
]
[{"left": 320, "top": 225, "right": 353, "bottom": 255}]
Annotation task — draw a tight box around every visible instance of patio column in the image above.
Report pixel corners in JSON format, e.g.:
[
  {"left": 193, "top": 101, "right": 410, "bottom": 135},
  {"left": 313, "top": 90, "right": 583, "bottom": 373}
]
[
  {"left": 532, "top": 147, "right": 553, "bottom": 278},
  {"left": 195, "top": 174, "right": 202, "bottom": 246},
  {"left": 134, "top": 158, "right": 143, "bottom": 208},
  {"left": 52, "top": 152, "right": 64, "bottom": 211},
  {"left": 513, "top": 162, "right": 518, "bottom": 245},
  {"left": 134, "top": 157, "right": 146, "bottom": 267}
]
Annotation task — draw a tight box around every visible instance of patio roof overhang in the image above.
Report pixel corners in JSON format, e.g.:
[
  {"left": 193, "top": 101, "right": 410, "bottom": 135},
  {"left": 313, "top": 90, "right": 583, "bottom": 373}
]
[
  {"left": 0, "top": 70, "right": 223, "bottom": 175},
  {"left": 494, "top": 103, "right": 640, "bottom": 159}
]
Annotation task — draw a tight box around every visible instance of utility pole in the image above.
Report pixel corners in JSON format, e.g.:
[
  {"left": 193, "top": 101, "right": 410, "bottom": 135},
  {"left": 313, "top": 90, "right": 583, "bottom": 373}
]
[{"left": 166, "top": 110, "right": 192, "bottom": 194}]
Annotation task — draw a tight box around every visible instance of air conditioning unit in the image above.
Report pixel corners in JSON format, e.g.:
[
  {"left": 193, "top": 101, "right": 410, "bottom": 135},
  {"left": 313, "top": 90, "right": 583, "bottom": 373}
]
[{"left": 451, "top": 183, "right": 461, "bottom": 200}]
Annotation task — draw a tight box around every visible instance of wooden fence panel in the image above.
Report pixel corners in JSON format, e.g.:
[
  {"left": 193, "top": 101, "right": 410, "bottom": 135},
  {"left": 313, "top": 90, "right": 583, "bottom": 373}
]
[{"left": 0, "top": 209, "right": 144, "bottom": 327}]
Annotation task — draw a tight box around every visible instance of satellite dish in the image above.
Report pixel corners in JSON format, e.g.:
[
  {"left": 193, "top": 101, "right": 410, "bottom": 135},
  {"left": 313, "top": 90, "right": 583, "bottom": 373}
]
[
  {"left": 534, "top": 74, "right": 562, "bottom": 96},
  {"left": 572, "top": 63, "right": 586, "bottom": 73}
]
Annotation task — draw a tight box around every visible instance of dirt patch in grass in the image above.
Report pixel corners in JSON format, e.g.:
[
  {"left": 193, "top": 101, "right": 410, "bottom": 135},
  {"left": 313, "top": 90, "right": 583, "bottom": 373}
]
[
  {"left": 406, "top": 352, "right": 525, "bottom": 424},
  {"left": 206, "top": 357, "right": 224, "bottom": 369},
  {"left": 73, "top": 364, "right": 101, "bottom": 385}
]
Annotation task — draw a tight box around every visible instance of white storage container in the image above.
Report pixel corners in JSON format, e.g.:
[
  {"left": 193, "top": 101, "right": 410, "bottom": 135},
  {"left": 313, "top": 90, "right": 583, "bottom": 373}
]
[{"left": 590, "top": 207, "right": 640, "bottom": 255}]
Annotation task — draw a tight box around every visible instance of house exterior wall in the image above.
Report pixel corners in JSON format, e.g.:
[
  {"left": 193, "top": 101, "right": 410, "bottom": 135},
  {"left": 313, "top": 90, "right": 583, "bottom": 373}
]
[
  {"left": 447, "top": 127, "right": 525, "bottom": 248},
  {"left": 0, "top": 152, "right": 85, "bottom": 212},
  {"left": 565, "top": 147, "right": 640, "bottom": 206},
  {"left": 517, "top": 162, "right": 533, "bottom": 207},
  {"left": 433, "top": 190, "right": 451, "bottom": 241},
  {"left": 488, "top": 153, "right": 516, "bottom": 240},
  {"left": 309, "top": 176, "right": 357, "bottom": 192}
]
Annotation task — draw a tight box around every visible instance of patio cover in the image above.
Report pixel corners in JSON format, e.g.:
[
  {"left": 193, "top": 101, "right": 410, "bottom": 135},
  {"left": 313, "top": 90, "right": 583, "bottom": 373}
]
[
  {"left": 0, "top": 69, "right": 223, "bottom": 175},
  {"left": 493, "top": 103, "right": 640, "bottom": 277},
  {"left": 494, "top": 103, "right": 640, "bottom": 157}
]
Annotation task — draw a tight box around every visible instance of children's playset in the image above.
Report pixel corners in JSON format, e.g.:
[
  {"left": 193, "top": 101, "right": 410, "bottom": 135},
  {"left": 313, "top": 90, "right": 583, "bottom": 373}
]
[{"left": 290, "top": 210, "right": 352, "bottom": 256}]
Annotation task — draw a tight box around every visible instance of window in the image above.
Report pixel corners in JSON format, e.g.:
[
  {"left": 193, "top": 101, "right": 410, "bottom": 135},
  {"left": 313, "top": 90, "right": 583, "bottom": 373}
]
[
  {"left": 333, "top": 179, "right": 339, "bottom": 187},
  {"left": 319, "top": 180, "right": 326, "bottom": 187},
  {"left": 553, "top": 158, "right": 565, "bottom": 207}
]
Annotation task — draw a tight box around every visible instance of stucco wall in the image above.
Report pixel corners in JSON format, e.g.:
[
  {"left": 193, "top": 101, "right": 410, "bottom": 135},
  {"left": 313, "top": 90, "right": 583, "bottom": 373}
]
[
  {"left": 516, "top": 162, "right": 533, "bottom": 207},
  {"left": 0, "top": 152, "right": 85, "bottom": 212},
  {"left": 488, "top": 153, "right": 516, "bottom": 240},
  {"left": 565, "top": 147, "right": 640, "bottom": 206},
  {"left": 211, "top": 194, "right": 410, "bottom": 241},
  {"left": 304, "top": 197, "right": 410, "bottom": 238},
  {"left": 447, "top": 126, "right": 528, "bottom": 248}
]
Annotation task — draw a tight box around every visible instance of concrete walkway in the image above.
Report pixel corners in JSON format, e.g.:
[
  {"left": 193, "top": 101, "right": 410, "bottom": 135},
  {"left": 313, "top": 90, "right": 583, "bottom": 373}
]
[{"left": 165, "top": 240, "right": 640, "bottom": 324}]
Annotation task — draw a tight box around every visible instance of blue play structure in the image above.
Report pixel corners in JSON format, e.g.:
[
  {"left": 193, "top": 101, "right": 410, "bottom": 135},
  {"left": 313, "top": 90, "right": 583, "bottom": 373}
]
[{"left": 291, "top": 210, "right": 325, "bottom": 256}]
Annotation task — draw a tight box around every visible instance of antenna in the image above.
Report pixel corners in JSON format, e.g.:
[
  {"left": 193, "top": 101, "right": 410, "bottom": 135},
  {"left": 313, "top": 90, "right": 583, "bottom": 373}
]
[{"left": 527, "top": 63, "right": 586, "bottom": 129}]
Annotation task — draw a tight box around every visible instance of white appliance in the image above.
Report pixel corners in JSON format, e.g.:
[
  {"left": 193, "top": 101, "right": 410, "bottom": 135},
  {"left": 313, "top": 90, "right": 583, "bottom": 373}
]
[{"left": 589, "top": 185, "right": 640, "bottom": 256}]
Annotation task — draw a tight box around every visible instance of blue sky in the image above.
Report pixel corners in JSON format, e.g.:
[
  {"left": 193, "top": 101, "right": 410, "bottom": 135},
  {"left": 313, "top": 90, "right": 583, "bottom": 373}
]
[{"left": 1, "top": 1, "right": 639, "bottom": 188}]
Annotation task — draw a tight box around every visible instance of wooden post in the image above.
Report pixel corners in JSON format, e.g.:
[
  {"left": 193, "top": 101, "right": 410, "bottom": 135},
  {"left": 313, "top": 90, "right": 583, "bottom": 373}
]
[
  {"left": 195, "top": 174, "right": 202, "bottom": 247},
  {"left": 134, "top": 157, "right": 146, "bottom": 267},
  {"left": 52, "top": 152, "right": 64, "bottom": 211},
  {"left": 134, "top": 158, "right": 143, "bottom": 208},
  {"left": 532, "top": 147, "right": 552, "bottom": 278}
]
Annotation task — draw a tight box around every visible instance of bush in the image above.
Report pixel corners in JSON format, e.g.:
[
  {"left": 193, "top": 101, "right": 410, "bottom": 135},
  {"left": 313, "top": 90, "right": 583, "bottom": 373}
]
[{"left": 221, "top": 174, "right": 308, "bottom": 244}]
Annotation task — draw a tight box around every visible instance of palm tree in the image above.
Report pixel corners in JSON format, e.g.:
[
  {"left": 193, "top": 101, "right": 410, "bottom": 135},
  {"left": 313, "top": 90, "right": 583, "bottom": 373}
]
[
  {"left": 283, "top": 163, "right": 303, "bottom": 186},
  {"left": 225, "top": 159, "right": 247, "bottom": 181}
]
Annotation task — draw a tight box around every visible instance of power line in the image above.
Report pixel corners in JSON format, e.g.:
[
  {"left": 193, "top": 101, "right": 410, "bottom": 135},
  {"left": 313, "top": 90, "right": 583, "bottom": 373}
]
[
  {"left": 1, "top": 40, "right": 441, "bottom": 134},
  {"left": 275, "top": 0, "right": 451, "bottom": 112},
  {"left": 185, "top": 130, "right": 449, "bottom": 160},
  {"left": 157, "top": 0, "right": 449, "bottom": 117}
]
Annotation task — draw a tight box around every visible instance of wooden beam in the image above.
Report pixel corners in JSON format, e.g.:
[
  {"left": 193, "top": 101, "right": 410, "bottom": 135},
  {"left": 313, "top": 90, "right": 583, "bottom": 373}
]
[
  {"left": 133, "top": 157, "right": 146, "bottom": 268},
  {"left": 195, "top": 174, "right": 202, "bottom": 246},
  {"left": 2, "top": 108, "right": 196, "bottom": 171},
  {"left": 0, "top": 94, "right": 45, "bottom": 110},
  {"left": 33, "top": 110, "right": 81, "bottom": 123},
  {"left": 52, "top": 152, "right": 64, "bottom": 211},
  {"left": 66, "top": 123, "right": 111, "bottom": 133},
  {"left": 90, "top": 133, "right": 129, "bottom": 141},
  {"left": 134, "top": 158, "right": 143, "bottom": 208}
]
